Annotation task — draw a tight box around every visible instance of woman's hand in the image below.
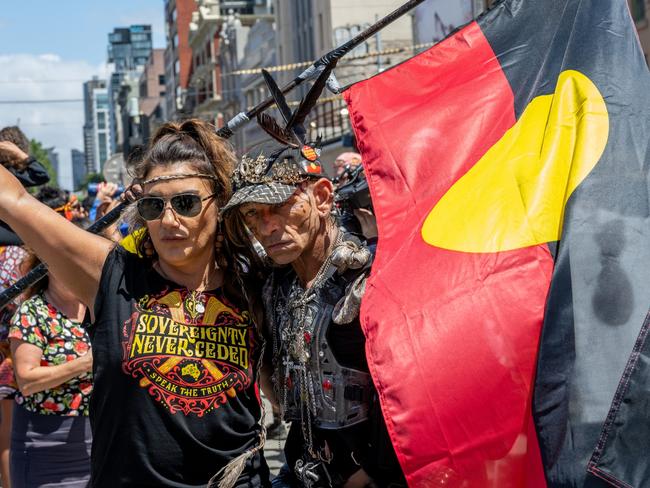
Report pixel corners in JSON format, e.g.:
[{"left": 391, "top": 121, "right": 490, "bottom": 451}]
[
  {"left": 11, "top": 339, "right": 93, "bottom": 397},
  {"left": 79, "top": 349, "right": 93, "bottom": 373}
]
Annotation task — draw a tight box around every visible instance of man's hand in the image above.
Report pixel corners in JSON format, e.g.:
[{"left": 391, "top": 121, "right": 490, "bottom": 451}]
[{"left": 0, "top": 141, "right": 29, "bottom": 166}]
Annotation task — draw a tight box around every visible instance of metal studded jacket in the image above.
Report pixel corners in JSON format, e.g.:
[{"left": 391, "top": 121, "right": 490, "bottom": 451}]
[{"left": 262, "top": 233, "right": 374, "bottom": 430}]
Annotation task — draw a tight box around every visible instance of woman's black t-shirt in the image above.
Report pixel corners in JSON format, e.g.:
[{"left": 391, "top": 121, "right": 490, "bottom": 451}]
[{"left": 87, "top": 247, "right": 269, "bottom": 487}]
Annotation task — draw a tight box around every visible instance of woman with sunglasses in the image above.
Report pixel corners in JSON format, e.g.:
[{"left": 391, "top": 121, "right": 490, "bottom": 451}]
[{"left": 0, "top": 119, "right": 270, "bottom": 488}]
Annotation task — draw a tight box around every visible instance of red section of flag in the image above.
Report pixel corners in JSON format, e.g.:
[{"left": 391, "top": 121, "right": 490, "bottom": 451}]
[{"left": 345, "top": 22, "right": 551, "bottom": 486}]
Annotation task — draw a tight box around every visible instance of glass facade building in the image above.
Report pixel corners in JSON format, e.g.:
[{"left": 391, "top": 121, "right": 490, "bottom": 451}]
[
  {"left": 107, "top": 25, "right": 153, "bottom": 153},
  {"left": 82, "top": 78, "right": 107, "bottom": 175}
]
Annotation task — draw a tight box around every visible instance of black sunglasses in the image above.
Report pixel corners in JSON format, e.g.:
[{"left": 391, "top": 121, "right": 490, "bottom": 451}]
[{"left": 137, "top": 193, "right": 217, "bottom": 221}]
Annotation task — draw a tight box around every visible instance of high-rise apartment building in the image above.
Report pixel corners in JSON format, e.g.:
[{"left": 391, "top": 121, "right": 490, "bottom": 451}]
[
  {"left": 275, "top": 0, "right": 412, "bottom": 87},
  {"left": 107, "top": 25, "right": 153, "bottom": 153},
  {"left": 417, "top": 0, "right": 650, "bottom": 63},
  {"left": 219, "top": 0, "right": 269, "bottom": 15},
  {"left": 239, "top": 17, "right": 276, "bottom": 151},
  {"left": 91, "top": 87, "right": 111, "bottom": 173},
  {"left": 108, "top": 25, "right": 153, "bottom": 72},
  {"left": 83, "top": 78, "right": 107, "bottom": 175},
  {"left": 274, "top": 0, "right": 412, "bottom": 165},
  {"left": 71, "top": 149, "right": 86, "bottom": 191},
  {"left": 186, "top": 1, "right": 225, "bottom": 123},
  {"left": 138, "top": 49, "right": 167, "bottom": 145},
  {"left": 45, "top": 148, "right": 60, "bottom": 184},
  {"left": 412, "top": 0, "right": 477, "bottom": 45},
  {"left": 164, "top": 0, "right": 195, "bottom": 120},
  {"left": 186, "top": 0, "right": 272, "bottom": 141}
]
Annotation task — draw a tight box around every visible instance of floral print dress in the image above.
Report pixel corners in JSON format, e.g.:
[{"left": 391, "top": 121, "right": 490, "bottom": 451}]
[
  {"left": 9, "top": 292, "right": 92, "bottom": 416},
  {"left": 0, "top": 245, "right": 28, "bottom": 398}
]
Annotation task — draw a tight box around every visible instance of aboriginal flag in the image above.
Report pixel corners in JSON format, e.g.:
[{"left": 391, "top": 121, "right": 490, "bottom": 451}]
[{"left": 344, "top": 0, "right": 650, "bottom": 486}]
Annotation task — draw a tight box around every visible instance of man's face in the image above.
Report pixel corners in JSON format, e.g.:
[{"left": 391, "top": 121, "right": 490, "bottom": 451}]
[
  {"left": 69, "top": 199, "right": 88, "bottom": 221},
  {"left": 334, "top": 159, "right": 348, "bottom": 177},
  {"left": 239, "top": 187, "right": 322, "bottom": 265}
]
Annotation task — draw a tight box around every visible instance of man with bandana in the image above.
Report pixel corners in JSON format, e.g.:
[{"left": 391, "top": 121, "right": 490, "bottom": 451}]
[{"left": 222, "top": 144, "right": 406, "bottom": 488}]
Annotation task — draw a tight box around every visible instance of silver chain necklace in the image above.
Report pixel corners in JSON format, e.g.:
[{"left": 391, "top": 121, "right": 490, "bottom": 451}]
[{"left": 273, "top": 230, "right": 343, "bottom": 458}]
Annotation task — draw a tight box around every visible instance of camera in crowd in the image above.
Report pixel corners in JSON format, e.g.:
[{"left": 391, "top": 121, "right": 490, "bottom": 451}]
[
  {"left": 334, "top": 165, "right": 373, "bottom": 235},
  {"left": 87, "top": 183, "right": 125, "bottom": 198}
]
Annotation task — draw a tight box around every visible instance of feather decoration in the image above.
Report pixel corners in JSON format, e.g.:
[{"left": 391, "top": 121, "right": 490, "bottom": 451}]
[
  {"left": 261, "top": 69, "right": 293, "bottom": 125},
  {"left": 287, "top": 64, "right": 334, "bottom": 140},
  {"left": 256, "top": 113, "right": 300, "bottom": 148}
]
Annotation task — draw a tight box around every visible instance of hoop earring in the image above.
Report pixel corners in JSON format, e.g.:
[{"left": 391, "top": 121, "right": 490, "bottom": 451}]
[{"left": 143, "top": 233, "right": 156, "bottom": 258}]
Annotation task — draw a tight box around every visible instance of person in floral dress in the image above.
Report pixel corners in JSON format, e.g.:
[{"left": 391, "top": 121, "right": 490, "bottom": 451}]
[
  {"left": 7, "top": 187, "right": 92, "bottom": 488},
  {"left": 0, "top": 244, "right": 28, "bottom": 488}
]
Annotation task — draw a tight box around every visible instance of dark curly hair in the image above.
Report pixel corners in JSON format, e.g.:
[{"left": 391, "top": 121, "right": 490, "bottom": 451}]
[{"left": 34, "top": 185, "right": 68, "bottom": 210}]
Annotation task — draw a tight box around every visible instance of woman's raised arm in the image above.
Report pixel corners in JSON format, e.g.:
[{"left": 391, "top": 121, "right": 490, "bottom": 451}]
[{"left": 0, "top": 164, "right": 114, "bottom": 311}]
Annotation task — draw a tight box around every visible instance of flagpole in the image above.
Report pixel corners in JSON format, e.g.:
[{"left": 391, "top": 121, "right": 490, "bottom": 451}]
[{"left": 215, "top": 0, "right": 426, "bottom": 138}]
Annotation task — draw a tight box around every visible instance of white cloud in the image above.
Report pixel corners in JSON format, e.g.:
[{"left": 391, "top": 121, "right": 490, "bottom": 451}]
[{"left": 0, "top": 54, "right": 109, "bottom": 190}]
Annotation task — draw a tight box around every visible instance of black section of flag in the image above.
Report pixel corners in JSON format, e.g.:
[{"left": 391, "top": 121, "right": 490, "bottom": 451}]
[{"left": 479, "top": 0, "right": 650, "bottom": 485}]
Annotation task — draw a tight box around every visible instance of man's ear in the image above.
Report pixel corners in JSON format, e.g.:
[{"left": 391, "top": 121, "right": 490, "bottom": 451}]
[{"left": 311, "top": 178, "right": 334, "bottom": 217}]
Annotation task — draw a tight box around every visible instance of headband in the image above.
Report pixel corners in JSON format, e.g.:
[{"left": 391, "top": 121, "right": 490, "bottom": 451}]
[{"left": 142, "top": 173, "right": 219, "bottom": 186}]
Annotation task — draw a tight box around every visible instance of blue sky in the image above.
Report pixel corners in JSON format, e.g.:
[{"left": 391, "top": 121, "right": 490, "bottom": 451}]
[
  {"left": 0, "top": 1, "right": 165, "bottom": 65},
  {"left": 0, "top": 1, "right": 166, "bottom": 189}
]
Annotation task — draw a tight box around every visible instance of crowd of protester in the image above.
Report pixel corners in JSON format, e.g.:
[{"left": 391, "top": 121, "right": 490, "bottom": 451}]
[{"left": 0, "top": 121, "right": 381, "bottom": 488}]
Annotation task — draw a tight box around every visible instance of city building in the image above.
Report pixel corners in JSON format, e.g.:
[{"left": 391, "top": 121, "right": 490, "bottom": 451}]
[
  {"left": 108, "top": 25, "right": 153, "bottom": 71},
  {"left": 412, "top": 0, "right": 477, "bottom": 45},
  {"left": 91, "top": 86, "right": 111, "bottom": 173},
  {"left": 274, "top": 0, "right": 413, "bottom": 169},
  {"left": 71, "top": 149, "right": 86, "bottom": 191},
  {"left": 82, "top": 77, "right": 107, "bottom": 175},
  {"left": 117, "top": 71, "right": 145, "bottom": 159},
  {"left": 220, "top": 0, "right": 273, "bottom": 15},
  {"left": 215, "top": 11, "right": 253, "bottom": 152},
  {"left": 138, "top": 48, "right": 167, "bottom": 146},
  {"left": 111, "top": 48, "right": 167, "bottom": 160},
  {"left": 107, "top": 25, "right": 153, "bottom": 153},
  {"left": 415, "top": 1, "right": 650, "bottom": 61},
  {"left": 45, "top": 147, "right": 60, "bottom": 184},
  {"left": 186, "top": 0, "right": 273, "bottom": 151},
  {"left": 239, "top": 16, "right": 277, "bottom": 152},
  {"left": 164, "top": 0, "right": 195, "bottom": 120},
  {"left": 186, "top": 1, "right": 224, "bottom": 123}
]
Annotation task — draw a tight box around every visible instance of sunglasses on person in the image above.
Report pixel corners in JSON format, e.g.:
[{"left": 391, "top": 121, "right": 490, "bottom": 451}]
[{"left": 137, "top": 193, "right": 218, "bottom": 221}]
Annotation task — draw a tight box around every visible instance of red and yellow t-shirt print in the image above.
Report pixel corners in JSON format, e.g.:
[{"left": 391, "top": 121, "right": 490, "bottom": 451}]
[{"left": 121, "top": 288, "right": 255, "bottom": 416}]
